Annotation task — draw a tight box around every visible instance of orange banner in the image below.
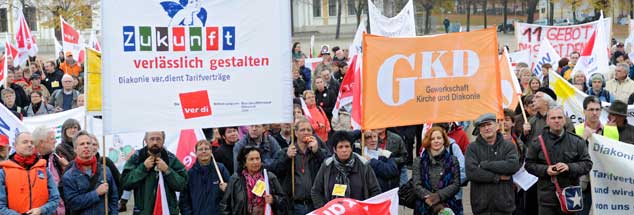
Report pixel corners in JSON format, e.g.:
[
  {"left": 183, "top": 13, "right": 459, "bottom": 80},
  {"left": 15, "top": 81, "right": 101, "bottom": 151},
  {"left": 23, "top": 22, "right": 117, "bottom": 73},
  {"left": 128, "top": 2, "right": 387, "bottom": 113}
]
[{"left": 361, "top": 28, "right": 503, "bottom": 129}]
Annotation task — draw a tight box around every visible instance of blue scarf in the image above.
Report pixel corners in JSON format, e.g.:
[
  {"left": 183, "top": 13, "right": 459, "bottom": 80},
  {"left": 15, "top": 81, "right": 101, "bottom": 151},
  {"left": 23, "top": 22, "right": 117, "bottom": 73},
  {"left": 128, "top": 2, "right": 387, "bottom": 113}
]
[{"left": 414, "top": 149, "right": 463, "bottom": 215}]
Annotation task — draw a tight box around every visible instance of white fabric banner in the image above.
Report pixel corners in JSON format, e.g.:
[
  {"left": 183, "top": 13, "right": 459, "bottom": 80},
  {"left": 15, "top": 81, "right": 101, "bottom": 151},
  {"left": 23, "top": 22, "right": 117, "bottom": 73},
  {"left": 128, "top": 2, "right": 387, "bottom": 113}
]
[
  {"left": 533, "top": 39, "right": 561, "bottom": 80},
  {"left": 368, "top": 0, "right": 416, "bottom": 37},
  {"left": 102, "top": 0, "right": 293, "bottom": 134},
  {"left": 571, "top": 13, "right": 610, "bottom": 80},
  {"left": 0, "top": 103, "right": 27, "bottom": 145},
  {"left": 516, "top": 18, "right": 611, "bottom": 62},
  {"left": 23, "top": 107, "right": 86, "bottom": 144},
  {"left": 508, "top": 49, "right": 530, "bottom": 68},
  {"left": 589, "top": 134, "right": 634, "bottom": 214}
]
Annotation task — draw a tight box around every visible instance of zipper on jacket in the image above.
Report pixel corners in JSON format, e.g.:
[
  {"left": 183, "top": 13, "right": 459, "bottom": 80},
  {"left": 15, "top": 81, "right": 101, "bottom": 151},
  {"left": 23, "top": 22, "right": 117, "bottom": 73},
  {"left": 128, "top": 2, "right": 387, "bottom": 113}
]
[{"left": 27, "top": 170, "right": 33, "bottom": 210}]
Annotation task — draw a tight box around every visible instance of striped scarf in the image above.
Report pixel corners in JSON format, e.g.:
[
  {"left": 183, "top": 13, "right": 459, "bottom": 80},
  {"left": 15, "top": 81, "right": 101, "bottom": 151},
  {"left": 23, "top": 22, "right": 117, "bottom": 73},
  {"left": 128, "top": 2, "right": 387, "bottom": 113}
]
[{"left": 415, "top": 149, "right": 463, "bottom": 215}]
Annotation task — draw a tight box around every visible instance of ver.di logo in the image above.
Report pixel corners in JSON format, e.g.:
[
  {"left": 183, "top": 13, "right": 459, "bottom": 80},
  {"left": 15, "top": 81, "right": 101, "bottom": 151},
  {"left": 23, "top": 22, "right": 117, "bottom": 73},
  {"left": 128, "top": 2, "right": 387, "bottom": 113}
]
[{"left": 160, "top": 0, "right": 208, "bottom": 26}]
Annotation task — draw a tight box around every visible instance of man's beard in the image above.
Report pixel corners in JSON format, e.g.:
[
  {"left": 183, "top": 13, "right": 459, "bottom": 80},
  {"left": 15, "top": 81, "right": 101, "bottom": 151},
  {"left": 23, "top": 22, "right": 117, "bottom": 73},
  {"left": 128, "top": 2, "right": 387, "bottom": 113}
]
[{"left": 149, "top": 146, "right": 162, "bottom": 155}]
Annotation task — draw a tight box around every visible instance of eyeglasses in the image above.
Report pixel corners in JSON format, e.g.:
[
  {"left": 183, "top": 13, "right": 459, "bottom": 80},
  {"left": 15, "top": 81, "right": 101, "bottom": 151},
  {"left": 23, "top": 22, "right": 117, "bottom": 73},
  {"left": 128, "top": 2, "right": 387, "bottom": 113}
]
[{"left": 586, "top": 108, "right": 601, "bottom": 112}]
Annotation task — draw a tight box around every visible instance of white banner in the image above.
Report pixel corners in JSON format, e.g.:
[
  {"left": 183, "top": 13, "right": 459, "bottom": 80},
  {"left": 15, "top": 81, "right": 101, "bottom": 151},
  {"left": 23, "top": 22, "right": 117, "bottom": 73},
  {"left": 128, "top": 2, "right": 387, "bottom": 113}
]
[
  {"left": 515, "top": 18, "right": 611, "bottom": 61},
  {"left": 533, "top": 39, "right": 561, "bottom": 79},
  {"left": 368, "top": 0, "right": 416, "bottom": 37},
  {"left": 102, "top": 0, "right": 293, "bottom": 134},
  {"left": 508, "top": 49, "right": 530, "bottom": 68},
  {"left": 589, "top": 134, "right": 634, "bottom": 215},
  {"left": 23, "top": 107, "right": 86, "bottom": 144},
  {"left": 0, "top": 104, "right": 27, "bottom": 145}
]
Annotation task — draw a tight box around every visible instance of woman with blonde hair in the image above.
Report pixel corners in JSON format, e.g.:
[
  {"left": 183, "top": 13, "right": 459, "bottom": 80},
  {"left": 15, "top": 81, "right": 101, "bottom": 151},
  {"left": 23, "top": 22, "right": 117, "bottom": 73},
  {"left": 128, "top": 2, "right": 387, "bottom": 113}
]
[
  {"left": 412, "top": 127, "right": 462, "bottom": 215},
  {"left": 523, "top": 77, "right": 542, "bottom": 96},
  {"left": 302, "top": 90, "right": 331, "bottom": 141}
]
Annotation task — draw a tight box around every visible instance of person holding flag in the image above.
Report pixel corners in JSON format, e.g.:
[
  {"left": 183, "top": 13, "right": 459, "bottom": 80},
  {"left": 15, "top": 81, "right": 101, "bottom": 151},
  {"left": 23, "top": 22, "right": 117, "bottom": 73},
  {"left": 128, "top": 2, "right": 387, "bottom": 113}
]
[
  {"left": 62, "top": 130, "right": 118, "bottom": 214},
  {"left": 179, "top": 140, "right": 230, "bottom": 215},
  {"left": 269, "top": 118, "right": 329, "bottom": 215},
  {"left": 219, "top": 146, "right": 287, "bottom": 215},
  {"left": 121, "top": 131, "right": 188, "bottom": 215},
  {"left": 302, "top": 90, "right": 331, "bottom": 142}
]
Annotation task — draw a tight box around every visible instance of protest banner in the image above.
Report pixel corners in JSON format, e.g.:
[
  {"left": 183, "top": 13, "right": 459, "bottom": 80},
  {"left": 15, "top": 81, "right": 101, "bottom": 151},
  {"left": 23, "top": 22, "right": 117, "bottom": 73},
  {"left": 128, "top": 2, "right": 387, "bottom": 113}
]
[
  {"left": 22, "top": 107, "right": 85, "bottom": 144},
  {"left": 13, "top": 8, "right": 37, "bottom": 66},
  {"left": 500, "top": 49, "right": 522, "bottom": 110},
  {"left": 532, "top": 38, "right": 561, "bottom": 79},
  {"left": 508, "top": 49, "right": 530, "bottom": 69},
  {"left": 549, "top": 71, "right": 634, "bottom": 125},
  {"left": 102, "top": 1, "right": 293, "bottom": 134},
  {"left": 368, "top": 0, "right": 416, "bottom": 37},
  {"left": 589, "top": 134, "right": 634, "bottom": 215},
  {"left": 515, "top": 18, "right": 611, "bottom": 60},
  {"left": 0, "top": 103, "right": 27, "bottom": 145},
  {"left": 362, "top": 28, "right": 502, "bottom": 129},
  {"left": 308, "top": 188, "right": 399, "bottom": 215},
  {"left": 571, "top": 13, "right": 610, "bottom": 80},
  {"left": 85, "top": 48, "right": 102, "bottom": 113}
]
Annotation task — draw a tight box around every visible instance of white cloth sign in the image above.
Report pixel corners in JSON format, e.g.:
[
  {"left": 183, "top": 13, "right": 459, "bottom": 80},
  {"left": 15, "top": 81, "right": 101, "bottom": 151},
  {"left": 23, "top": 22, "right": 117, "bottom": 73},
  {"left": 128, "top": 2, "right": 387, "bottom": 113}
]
[
  {"left": 23, "top": 107, "right": 85, "bottom": 144},
  {"left": 368, "top": 0, "right": 416, "bottom": 37},
  {"left": 516, "top": 18, "right": 611, "bottom": 62},
  {"left": 533, "top": 39, "right": 561, "bottom": 79},
  {"left": 0, "top": 104, "right": 27, "bottom": 145},
  {"left": 589, "top": 134, "right": 634, "bottom": 215},
  {"left": 102, "top": 0, "right": 293, "bottom": 134}
]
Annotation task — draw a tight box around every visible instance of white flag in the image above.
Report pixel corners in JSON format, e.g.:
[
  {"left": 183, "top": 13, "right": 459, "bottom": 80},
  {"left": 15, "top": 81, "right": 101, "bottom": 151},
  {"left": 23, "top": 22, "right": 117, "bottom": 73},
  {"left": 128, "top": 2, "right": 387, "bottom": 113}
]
[{"left": 533, "top": 39, "right": 561, "bottom": 80}]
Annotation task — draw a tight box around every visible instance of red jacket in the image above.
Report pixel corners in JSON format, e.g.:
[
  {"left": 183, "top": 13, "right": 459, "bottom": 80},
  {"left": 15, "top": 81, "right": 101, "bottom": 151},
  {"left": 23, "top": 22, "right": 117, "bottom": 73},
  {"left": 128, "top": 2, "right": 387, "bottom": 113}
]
[{"left": 448, "top": 126, "right": 470, "bottom": 153}]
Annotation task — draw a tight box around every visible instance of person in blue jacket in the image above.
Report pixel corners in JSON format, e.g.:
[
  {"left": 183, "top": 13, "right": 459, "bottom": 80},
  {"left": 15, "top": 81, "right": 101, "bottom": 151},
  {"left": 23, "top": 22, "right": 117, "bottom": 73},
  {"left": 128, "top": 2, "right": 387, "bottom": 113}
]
[
  {"left": 179, "top": 140, "right": 231, "bottom": 215},
  {"left": 62, "top": 130, "right": 118, "bottom": 214},
  {"left": 361, "top": 130, "right": 399, "bottom": 192}
]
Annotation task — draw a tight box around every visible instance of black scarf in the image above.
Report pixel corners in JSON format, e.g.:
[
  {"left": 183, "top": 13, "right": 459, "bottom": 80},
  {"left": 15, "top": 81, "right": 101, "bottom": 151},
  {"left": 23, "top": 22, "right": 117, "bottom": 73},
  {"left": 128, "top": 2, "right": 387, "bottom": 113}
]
[{"left": 332, "top": 155, "right": 355, "bottom": 198}]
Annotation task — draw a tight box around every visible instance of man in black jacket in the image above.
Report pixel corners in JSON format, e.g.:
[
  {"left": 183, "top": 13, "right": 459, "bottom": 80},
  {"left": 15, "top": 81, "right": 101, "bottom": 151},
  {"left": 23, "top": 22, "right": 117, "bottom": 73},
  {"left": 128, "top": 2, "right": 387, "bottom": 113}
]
[
  {"left": 270, "top": 119, "right": 328, "bottom": 214},
  {"left": 525, "top": 106, "right": 593, "bottom": 215},
  {"left": 466, "top": 113, "right": 521, "bottom": 215},
  {"left": 42, "top": 61, "right": 64, "bottom": 94}
]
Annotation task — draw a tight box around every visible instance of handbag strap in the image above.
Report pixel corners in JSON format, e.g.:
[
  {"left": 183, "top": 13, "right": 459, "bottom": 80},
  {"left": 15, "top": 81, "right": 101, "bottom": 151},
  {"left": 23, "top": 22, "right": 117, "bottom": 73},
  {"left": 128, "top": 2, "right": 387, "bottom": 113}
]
[{"left": 537, "top": 135, "right": 563, "bottom": 194}]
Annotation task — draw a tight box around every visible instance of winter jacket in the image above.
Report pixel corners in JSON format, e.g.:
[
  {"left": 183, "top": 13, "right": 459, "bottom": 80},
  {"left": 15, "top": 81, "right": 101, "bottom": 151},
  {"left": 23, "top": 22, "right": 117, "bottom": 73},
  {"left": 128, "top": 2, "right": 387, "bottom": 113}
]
[
  {"left": 179, "top": 161, "right": 231, "bottom": 215},
  {"left": 412, "top": 150, "right": 461, "bottom": 214},
  {"left": 43, "top": 69, "right": 64, "bottom": 93},
  {"left": 232, "top": 135, "right": 281, "bottom": 174},
  {"left": 49, "top": 89, "right": 79, "bottom": 111},
  {"left": 586, "top": 88, "right": 614, "bottom": 103},
  {"left": 525, "top": 129, "right": 593, "bottom": 208},
  {"left": 0, "top": 84, "right": 29, "bottom": 109},
  {"left": 121, "top": 148, "right": 188, "bottom": 215},
  {"left": 24, "top": 102, "right": 55, "bottom": 117},
  {"left": 448, "top": 126, "right": 470, "bottom": 154},
  {"left": 0, "top": 157, "right": 61, "bottom": 215},
  {"left": 314, "top": 87, "right": 337, "bottom": 120},
  {"left": 368, "top": 154, "right": 399, "bottom": 192},
  {"left": 310, "top": 154, "right": 382, "bottom": 208},
  {"left": 213, "top": 142, "right": 236, "bottom": 174},
  {"left": 379, "top": 131, "right": 408, "bottom": 168},
  {"left": 465, "top": 133, "right": 521, "bottom": 214},
  {"left": 617, "top": 121, "right": 634, "bottom": 144},
  {"left": 62, "top": 161, "right": 118, "bottom": 215},
  {"left": 218, "top": 170, "right": 287, "bottom": 215},
  {"left": 293, "top": 78, "right": 306, "bottom": 98},
  {"left": 269, "top": 141, "right": 328, "bottom": 213}
]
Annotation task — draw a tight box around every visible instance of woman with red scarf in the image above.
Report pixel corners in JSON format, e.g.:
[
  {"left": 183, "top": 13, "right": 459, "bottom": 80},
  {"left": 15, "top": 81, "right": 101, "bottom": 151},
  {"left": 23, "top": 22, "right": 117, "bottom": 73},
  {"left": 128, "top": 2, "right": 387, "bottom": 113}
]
[
  {"left": 303, "top": 91, "right": 331, "bottom": 142},
  {"left": 219, "top": 146, "right": 287, "bottom": 215},
  {"left": 62, "top": 130, "right": 118, "bottom": 214},
  {"left": 0, "top": 132, "right": 61, "bottom": 214}
]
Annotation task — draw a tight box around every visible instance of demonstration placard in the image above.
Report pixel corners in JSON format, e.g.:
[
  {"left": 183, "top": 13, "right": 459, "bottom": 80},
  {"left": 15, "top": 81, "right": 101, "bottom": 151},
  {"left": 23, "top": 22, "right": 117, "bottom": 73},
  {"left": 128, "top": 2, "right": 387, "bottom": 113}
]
[
  {"left": 368, "top": 0, "right": 416, "bottom": 37},
  {"left": 102, "top": 1, "right": 293, "bottom": 134},
  {"left": 515, "top": 18, "right": 611, "bottom": 60},
  {"left": 589, "top": 134, "right": 634, "bottom": 215},
  {"left": 362, "top": 28, "right": 502, "bottom": 129}
]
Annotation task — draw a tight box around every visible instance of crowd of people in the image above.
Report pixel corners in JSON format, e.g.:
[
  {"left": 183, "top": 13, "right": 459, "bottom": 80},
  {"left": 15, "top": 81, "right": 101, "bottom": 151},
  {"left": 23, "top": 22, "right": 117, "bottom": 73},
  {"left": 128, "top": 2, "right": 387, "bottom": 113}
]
[{"left": 0, "top": 37, "right": 633, "bottom": 215}]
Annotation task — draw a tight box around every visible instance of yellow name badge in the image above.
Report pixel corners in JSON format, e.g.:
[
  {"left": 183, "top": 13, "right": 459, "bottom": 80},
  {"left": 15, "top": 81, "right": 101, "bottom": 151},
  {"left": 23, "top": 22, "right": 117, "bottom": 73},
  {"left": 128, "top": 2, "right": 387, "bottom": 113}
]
[
  {"left": 51, "top": 81, "right": 60, "bottom": 88},
  {"left": 251, "top": 180, "right": 266, "bottom": 197},
  {"left": 331, "top": 184, "right": 347, "bottom": 197}
]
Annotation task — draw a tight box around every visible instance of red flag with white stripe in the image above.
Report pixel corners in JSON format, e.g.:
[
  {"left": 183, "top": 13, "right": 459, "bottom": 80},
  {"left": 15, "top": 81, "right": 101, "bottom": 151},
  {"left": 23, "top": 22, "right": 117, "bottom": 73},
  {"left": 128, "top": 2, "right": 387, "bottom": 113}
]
[
  {"left": 5, "top": 40, "right": 18, "bottom": 62},
  {"left": 300, "top": 97, "right": 312, "bottom": 121},
  {"left": 263, "top": 169, "right": 273, "bottom": 215},
  {"left": 332, "top": 54, "right": 358, "bottom": 124},
  {"left": 61, "top": 17, "right": 84, "bottom": 63},
  {"left": 153, "top": 173, "right": 170, "bottom": 215},
  {"left": 351, "top": 53, "right": 363, "bottom": 130},
  {"left": 308, "top": 188, "right": 399, "bottom": 215}
]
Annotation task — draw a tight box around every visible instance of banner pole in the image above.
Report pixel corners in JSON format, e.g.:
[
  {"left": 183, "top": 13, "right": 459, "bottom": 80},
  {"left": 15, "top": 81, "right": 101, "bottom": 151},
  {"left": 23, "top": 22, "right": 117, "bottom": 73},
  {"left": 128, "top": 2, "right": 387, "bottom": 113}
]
[
  {"left": 361, "top": 131, "right": 365, "bottom": 156},
  {"left": 211, "top": 151, "right": 224, "bottom": 184},
  {"left": 102, "top": 135, "right": 108, "bottom": 215},
  {"left": 291, "top": 122, "right": 295, "bottom": 197},
  {"left": 517, "top": 93, "right": 529, "bottom": 123}
]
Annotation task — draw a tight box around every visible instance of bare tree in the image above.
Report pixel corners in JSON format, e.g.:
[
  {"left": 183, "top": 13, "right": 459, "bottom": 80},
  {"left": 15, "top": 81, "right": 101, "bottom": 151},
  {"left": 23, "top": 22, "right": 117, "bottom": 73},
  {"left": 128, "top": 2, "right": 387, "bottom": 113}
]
[
  {"left": 335, "top": 0, "right": 342, "bottom": 39},
  {"left": 36, "top": 0, "right": 98, "bottom": 41},
  {"left": 526, "top": 0, "right": 538, "bottom": 23}
]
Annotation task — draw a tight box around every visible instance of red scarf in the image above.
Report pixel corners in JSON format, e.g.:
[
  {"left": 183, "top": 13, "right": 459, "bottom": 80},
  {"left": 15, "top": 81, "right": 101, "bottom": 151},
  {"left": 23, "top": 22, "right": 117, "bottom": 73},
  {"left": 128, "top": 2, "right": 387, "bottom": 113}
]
[
  {"left": 13, "top": 154, "right": 37, "bottom": 167},
  {"left": 75, "top": 156, "right": 97, "bottom": 174}
]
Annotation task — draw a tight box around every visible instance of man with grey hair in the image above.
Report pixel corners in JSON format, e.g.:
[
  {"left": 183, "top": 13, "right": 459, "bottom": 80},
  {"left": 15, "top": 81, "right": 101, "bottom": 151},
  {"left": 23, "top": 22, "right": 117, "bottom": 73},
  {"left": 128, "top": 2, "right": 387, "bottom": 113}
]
[
  {"left": 121, "top": 131, "right": 187, "bottom": 215},
  {"left": 48, "top": 74, "right": 79, "bottom": 112},
  {"left": 525, "top": 106, "right": 592, "bottom": 214},
  {"left": 522, "top": 88, "right": 574, "bottom": 143},
  {"left": 33, "top": 125, "right": 69, "bottom": 215},
  {"left": 606, "top": 63, "right": 634, "bottom": 102}
]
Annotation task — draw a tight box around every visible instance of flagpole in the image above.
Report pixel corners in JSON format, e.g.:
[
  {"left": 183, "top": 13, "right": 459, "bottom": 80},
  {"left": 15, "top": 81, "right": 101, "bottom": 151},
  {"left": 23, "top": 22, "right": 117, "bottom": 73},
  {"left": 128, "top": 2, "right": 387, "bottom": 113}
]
[
  {"left": 210, "top": 151, "right": 225, "bottom": 184},
  {"left": 517, "top": 93, "right": 529, "bottom": 123},
  {"left": 361, "top": 132, "right": 365, "bottom": 156},
  {"left": 102, "top": 135, "right": 108, "bottom": 215},
  {"left": 291, "top": 122, "right": 295, "bottom": 197}
]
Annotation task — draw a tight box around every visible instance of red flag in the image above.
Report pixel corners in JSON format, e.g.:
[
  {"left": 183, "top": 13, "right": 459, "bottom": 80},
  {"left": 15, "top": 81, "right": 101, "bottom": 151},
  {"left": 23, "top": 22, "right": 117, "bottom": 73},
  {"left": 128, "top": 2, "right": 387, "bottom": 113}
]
[
  {"left": 5, "top": 41, "right": 18, "bottom": 60},
  {"left": 351, "top": 54, "right": 363, "bottom": 129},
  {"left": 61, "top": 17, "right": 82, "bottom": 62},
  {"left": 0, "top": 54, "right": 6, "bottom": 86},
  {"left": 331, "top": 54, "right": 358, "bottom": 123},
  {"left": 153, "top": 173, "right": 169, "bottom": 215},
  {"left": 175, "top": 129, "right": 198, "bottom": 170}
]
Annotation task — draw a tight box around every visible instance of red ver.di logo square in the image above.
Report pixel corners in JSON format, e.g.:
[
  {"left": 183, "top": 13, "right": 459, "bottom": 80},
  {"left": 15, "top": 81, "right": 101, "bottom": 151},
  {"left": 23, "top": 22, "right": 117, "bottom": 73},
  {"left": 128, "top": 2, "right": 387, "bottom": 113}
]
[{"left": 179, "top": 90, "right": 212, "bottom": 119}]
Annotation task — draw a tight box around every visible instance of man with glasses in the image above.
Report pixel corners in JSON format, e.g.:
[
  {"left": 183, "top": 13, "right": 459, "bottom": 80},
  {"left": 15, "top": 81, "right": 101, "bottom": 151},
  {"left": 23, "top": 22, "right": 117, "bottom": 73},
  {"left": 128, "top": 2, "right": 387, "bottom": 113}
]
[
  {"left": 48, "top": 74, "right": 79, "bottom": 112},
  {"left": 466, "top": 113, "right": 520, "bottom": 215},
  {"left": 575, "top": 96, "right": 618, "bottom": 141}
]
